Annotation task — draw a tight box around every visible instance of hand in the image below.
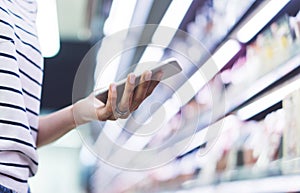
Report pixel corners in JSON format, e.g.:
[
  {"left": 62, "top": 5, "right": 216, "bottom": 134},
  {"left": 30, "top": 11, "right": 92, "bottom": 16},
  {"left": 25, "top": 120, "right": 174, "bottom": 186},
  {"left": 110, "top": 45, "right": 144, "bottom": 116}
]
[{"left": 73, "top": 70, "right": 162, "bottom": 125}]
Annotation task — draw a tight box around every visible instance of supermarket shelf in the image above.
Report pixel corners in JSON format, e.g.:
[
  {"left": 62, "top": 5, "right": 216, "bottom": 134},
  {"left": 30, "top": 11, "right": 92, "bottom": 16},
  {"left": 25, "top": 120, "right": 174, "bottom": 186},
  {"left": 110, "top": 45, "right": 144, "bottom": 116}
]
[
  {"left": 126, "top": 158, "right": 300, "bottom": 193},
  {"left": 96, "top": 48, "right": 300, "bottom": 173},
  {"left": 99, "top": 51, "right": 300, "bottom": 193},
  {"left": 177, "top": 158, "right": 300, "bottom": 193},
  {"left": 91, "top": 0, "right": 299, "bottom": 159},
  {"left": 89, "top": 1, "right": 300, "bottom": 191},
  {"left": 170, "top": 49, "right": 300, "bottom": 157},
  {"left": 179, "top": 174, "right": 300, "bottom": 193},
  {"left": 229, "top": 48, "right": 300, "bottom": 118},
  {"left": 236, "top": 69, "right": 300, "bottom": 120},
  {"left": 136, "top": 0, "right": 300, "bottom": 156}
]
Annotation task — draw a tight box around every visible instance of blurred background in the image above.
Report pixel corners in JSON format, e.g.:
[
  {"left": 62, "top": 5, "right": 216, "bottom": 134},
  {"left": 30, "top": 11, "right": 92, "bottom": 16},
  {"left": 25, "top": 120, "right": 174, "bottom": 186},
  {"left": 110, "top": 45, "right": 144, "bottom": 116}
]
[{"left": 29, "top": 0, "right": 300, "bottom": 193}]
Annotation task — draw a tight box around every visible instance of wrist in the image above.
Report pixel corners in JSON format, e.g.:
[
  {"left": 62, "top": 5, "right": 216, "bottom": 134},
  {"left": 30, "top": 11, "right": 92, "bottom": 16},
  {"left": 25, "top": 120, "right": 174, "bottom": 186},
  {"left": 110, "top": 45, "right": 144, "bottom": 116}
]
[{"left": 72, "top": 94, "right": 100, "bottom": 125}]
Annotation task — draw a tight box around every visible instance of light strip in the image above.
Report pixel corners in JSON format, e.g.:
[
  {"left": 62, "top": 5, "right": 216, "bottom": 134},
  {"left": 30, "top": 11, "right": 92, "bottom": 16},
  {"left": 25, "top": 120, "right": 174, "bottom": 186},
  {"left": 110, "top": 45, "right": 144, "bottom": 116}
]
[
  {"left": 237, "top": 76, "right": 300, "bottom": 120},
  {"left": 103, "top": 0, "right": 137, "bottom": 36},
  {"left": 168, "top": 127, "right": 207, "bottom": 157},
  {"left": 94, "top": 0, "right": 138, "bottom": 152},
  {"left": 169, "top": 39, "right": 241, "bottom": 106},
  {"left": 151, "top": 0, "right": 194, "bottom": 46},
  {"left": 36, "top": 0, "right": 60, "bottom": 58},
  {"left": 94, "top": 54, "right": 121, "bottom": 89},
  {"left": 122, "top": 96, "right": 182, "bottom": 150},
  {"left": 171, "top": 115, "right": 240, "bottom": 157},
  {"left": 134, "top": 47, "right": 165, "bottom": 74},
  {"left": 137, "top": 0, "right": 193, "bottom": 66},
  {"left": 237, "top": 0, "right": 291, "bottom": 43},
  {"left": 212, "top": 40, "right": 241, "bottom": 70},
  {"left": 97, "top": 0, "right": 137, "bottom": 85}
]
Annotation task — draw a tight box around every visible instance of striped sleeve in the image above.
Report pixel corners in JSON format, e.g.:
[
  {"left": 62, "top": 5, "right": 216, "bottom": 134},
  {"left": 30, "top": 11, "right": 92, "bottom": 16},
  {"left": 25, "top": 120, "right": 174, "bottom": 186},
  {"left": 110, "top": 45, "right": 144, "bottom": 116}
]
[{"left": 0, "top": 1, "right": 39, "bottom": 192}]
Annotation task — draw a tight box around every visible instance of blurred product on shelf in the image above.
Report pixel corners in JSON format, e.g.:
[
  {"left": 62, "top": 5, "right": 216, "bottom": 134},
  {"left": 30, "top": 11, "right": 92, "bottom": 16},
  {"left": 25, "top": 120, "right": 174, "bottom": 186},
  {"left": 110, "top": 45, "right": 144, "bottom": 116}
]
[
  {"left": 187, "top": 0, "right": 255, "bottom": 51},
  {"left": 282, "top": 89, "right": 300, "bottom": 160},
  {"left": 225, "top": 13, "right": 300, "bottom": 100},
  {"left": 167, "top": 0, "right": 256, "bottom": 74},
  {"left": 196, "top": 109, "right": 285, "bottom": 183},
  {"left": 120, "top": 107, "right": 290, "bottom": 193}
]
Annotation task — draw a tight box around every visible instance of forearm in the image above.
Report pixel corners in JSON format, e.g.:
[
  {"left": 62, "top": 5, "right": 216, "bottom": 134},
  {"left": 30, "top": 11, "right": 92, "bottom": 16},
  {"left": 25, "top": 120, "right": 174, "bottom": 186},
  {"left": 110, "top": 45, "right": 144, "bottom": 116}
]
[{"left": 37, "top": 105, "right": 76, "bottom": 147}]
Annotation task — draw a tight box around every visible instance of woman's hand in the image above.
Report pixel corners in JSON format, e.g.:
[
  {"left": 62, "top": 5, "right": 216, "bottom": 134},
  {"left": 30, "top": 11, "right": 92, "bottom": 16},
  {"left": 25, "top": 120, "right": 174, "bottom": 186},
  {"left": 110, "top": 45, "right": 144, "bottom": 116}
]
[{"left": 73, "top": 70, "right": 162, "bottom": 125}]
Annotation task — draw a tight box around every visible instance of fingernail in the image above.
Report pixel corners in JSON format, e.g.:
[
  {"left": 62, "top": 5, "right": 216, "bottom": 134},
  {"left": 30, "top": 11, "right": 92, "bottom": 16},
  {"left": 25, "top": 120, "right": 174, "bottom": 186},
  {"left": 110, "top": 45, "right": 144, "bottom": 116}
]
[
  {"left": 144, "top": 71, "right": 152, "bottom": 81},
  {"left": 129, "top": 73, "right": 136, "bottom": 84},
  {"left": 157, "top": 72, "right": 163, "bottom": 80},
  {"left": 111, "top": 83, "right": 116, "bottom": 91}
]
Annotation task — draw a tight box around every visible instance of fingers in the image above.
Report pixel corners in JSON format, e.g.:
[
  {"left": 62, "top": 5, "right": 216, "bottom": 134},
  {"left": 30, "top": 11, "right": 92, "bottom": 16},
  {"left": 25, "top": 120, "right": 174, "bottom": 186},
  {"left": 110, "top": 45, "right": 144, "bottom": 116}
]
[
  {"left": 145, "top": 71, "right": 163, "bottom": 97},
  {"left": 96, "top": 83, "right": 117, "bottom": 121},
  {"left": 117, "top": 73, "right": 136, "bottom": 118},
  {"left": 129, "top": 70, "right": 152, "bottom": 111},
  {"left": 96, "top": 70, "right": 163, "bottom": 121}
]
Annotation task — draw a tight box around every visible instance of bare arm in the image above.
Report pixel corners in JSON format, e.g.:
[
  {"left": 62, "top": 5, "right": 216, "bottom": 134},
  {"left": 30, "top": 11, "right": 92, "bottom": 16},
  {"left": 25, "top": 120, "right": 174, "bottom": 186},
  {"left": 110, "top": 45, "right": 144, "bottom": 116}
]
[{"left": 37, "top": 105, "right": 76, "bottom": 147}]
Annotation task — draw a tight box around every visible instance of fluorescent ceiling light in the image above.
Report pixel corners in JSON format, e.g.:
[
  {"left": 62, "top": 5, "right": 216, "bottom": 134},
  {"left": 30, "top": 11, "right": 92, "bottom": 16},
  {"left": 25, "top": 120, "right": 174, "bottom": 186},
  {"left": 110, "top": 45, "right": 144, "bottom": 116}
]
[
  {"left": 103, "top": 0, "right": 137, "bottom": 36},
  {"left": 151, "top": 0, "right": 193, "bottom": 46},
  {"left": 94, "top": 54, "right": 121, "bottom": 89},
  {"left": 175, "top": 126, "right": 207, "bottom": 156},
  {"left": 137, "top": 0, "right": 193, "bottom": 66},
  {"left": 172, "top": 39, "right": 240, "bottom": 106},
  {"left": 237, "top": 0, "right": 291, "bottom": 43},
  {"left": 237, "top": 76, "right": 300, "bottom": 120},
  {"left": 36, "top": 0, "right": 60, "bottom": 58},
  {"left": 93, "top": 0, "right": 138, "bottom": 153},
  {"left": 158, "top": 0, "right": 193, "bottom": 29},
  {"left": 135, "top": 47, "right": 164, "bottom": 73},
  {"left": 95, "top": 0, "right": 138, "bottom": 86},
  {"left": 121, "top": 96, "right": 182, "bottom": 151},
  {"left": 212, "top": 40, "right": 241, "bottom": 70}
]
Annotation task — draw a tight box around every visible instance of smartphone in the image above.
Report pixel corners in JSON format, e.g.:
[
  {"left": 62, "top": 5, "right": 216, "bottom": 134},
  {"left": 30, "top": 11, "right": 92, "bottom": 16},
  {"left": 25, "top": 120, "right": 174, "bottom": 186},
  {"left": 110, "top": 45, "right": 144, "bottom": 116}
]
[{"left": 95, "top": 58, "right": 182, "bottom": 103}]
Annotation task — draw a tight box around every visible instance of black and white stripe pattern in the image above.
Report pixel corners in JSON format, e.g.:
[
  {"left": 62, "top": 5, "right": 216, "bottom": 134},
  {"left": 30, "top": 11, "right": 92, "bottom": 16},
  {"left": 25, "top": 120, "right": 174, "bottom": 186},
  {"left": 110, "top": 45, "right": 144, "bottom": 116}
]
[{"left": 0, "top": 0, "right": 42, "bottom": 192}]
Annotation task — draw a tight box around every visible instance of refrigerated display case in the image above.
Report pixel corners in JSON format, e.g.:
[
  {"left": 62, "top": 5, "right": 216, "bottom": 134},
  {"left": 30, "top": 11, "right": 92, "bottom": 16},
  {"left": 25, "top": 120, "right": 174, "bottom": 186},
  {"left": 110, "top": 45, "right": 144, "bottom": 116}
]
[{"left": 81, "top": 0, "right": 300, "bottom": 192}]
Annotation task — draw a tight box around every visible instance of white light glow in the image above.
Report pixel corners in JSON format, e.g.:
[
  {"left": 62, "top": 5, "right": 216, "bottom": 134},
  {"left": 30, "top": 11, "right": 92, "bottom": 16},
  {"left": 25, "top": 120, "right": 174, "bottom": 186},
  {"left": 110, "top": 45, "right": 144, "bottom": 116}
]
[
  {"left": 135, "top": 47, "right": 164, "bottom": 72},
  {"left": 95, "top": 54, "right": 121, "bottom": 90},
  {"left": 36, "top": 0, "right": 60, "bottom": 58},
  {"left": 178, "top": 115, "right": 238, "bottom": 156},
  {"left": 178, "top": 127, "right": 208, "bottom": 156},
  {"left": 121, "top": 96, "right": 182, "bottom": 151},
  {"left": 237, "top": 77, "right": 300, "bottom": 120},
  {"left": 151, "top": 0, "right": 193, "bottom": 45},
  {"left": 137, "top": 0, "right": 193, "bottom": 65},
  {"left": 159, "top": 0, "right": 193, "bottom": 29},
  {"left": 212, "top": 40, "right": 241, "bottom": 70},
  {"left": 237, "top": 0, "right": 291, "bottom": 43},
  {"left": 103, "top": 0, "right": 137, "bottom": 36},
  {"left": 172, "top": 39, "right": 240, "bottom": 107}
]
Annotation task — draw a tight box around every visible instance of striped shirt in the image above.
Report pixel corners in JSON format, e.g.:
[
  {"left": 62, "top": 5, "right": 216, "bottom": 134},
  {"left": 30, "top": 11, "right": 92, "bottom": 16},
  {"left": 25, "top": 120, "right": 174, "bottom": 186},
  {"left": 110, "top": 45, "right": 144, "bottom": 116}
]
[{"left": 0, "top": 0, "right": 42, "bottom": 192}]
